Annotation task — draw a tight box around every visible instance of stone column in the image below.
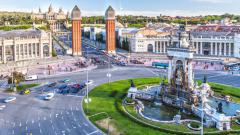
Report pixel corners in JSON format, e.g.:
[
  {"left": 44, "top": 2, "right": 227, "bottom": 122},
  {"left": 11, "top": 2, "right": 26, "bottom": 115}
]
[
  {"left": 196, "top": 42, "right": 199, "bottom": 54},
  {"left": 157, "top": 42, "right": 160, "bottom": 53},
  {"left": 200, "top": 42, "right": 203, "bottom": 55},
  {"left": 164, "top": 42, "right": 166, "bottom": 53},
  {"left": 224, "top": 43, "right": 226, "bottom": 56},
  {"left": 154, "top": 41, "right": 158, "bottom": 53},
  {"left": 229, "top": 43, "right": 232, "bottom": 56},
  {"left": 215, "top": 43, "right": 217, "bottom": 56},
  {"left": 40, "top": 38, "right": 43, "bottom": 58},
  {"left": 49, "top": 33, "right": 52, "bottom": 57},
  {"left": 13, "top": 38, "right": 16, "bottom": 61},
  {"left": 35, "top": 44, "right": 38, "bottom": 58},
  {"left": 219, "top": 43, "right": 222, "bottom": 56},
  {"left": 187, "top": 59, "right": 193, "bottom": 89},
  {"left": 13, "top": 45, "right": 16, "bottom": 61},
  {"left": 18, "top": 45, "right": 20, "bottom": 60},
  {"left": 31, "top": 44, "right": 33, "bottom": 58},
  {"left": 2, "top": 43, "right": 6, "bottom": 63},
  {"left": 210, "top": 42, "right": 213, "bottom": 55},
  {"left": 230, "top": 43, "right": 232, "bottom": 56},
  {"left": 168, "top": 57, "right": 173, "bottom": 83},
  {"left": 27, "top": 43, "right": 29, "bottom": 59}
]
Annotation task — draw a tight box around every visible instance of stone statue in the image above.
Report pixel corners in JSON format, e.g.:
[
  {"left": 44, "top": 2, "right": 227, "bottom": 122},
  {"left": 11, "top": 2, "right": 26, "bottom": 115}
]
[
  {"left": 217, "top": 102, "right": 223, "bottom": 113},
  {"left": 130, "top": 80, "right": 135, "bottom": 87},
  {"left": 203, "top": 75, "right": 207, "bottom": 83}
]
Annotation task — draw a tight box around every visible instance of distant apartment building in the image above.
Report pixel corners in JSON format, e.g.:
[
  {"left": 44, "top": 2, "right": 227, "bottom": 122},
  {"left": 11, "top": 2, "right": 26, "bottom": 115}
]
[
  {"left": 31, "top": 4, "right": 69, "bottom": 32},
  {"left": 0, "top": 29, "right": 52, "bottom": 64}
]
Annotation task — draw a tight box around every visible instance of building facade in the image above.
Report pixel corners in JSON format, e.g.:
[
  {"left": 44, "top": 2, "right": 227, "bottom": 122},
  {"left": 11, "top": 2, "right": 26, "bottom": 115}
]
[
  {"left": 105, "top": 6, "right": 116, "bottom": 54},
  {"left": 120, "top": 28, "right": 240, "bottom": 58},
  {"left": 31, "top": 4, "right": 69, "bottom": 32},
  {"left": 71, "top": 5, "right": 82, "bottom": 56},
  {"left": 0, "top": 30, "right": 52, "bottom": 64}
]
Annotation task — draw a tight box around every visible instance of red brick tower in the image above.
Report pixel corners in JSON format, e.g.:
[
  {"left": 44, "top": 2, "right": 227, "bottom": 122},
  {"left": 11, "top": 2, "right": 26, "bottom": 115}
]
[
  {"left": 71, "top": 5, "right": 82, "bottom": 56},
  {"left": 105, "top": 6, "right": 116, "bottom": 54}
]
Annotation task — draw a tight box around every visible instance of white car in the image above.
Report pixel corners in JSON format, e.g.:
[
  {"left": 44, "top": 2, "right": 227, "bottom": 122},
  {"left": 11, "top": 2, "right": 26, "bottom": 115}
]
[
  {"left": 44, "top": 93, "right": 55, "bottom": 100},
  {"left": 25, "top": 75, "right": 38, "bottom": 81},
  {"left": 4, "top": 97, "right": 16, "bottom": 103},
  {"left": 85, "top": 80, "right": 94, "bottom": 85},
  {"left": 0, "top": 104, "right": 6, "bottom": 110}
]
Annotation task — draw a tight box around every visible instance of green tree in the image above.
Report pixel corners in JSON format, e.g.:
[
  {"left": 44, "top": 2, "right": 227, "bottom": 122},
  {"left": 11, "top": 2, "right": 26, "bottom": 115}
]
[{"left": 8, "top": 71, "right": 25, "bottom": 84}]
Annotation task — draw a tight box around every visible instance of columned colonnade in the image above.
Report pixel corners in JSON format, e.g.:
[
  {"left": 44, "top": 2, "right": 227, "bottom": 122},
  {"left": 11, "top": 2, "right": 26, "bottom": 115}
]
[{"left": 153, "top": 40, "right": 234, "bottom": 57}]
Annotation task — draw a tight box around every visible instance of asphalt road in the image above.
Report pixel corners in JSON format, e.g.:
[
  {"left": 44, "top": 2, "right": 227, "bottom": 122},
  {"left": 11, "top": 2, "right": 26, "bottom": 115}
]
[
  {"left": 1, "top": 43, "right": 240, "bottom": 135},
  {"left": 1, "top": 65, "right": 240, "bottom": 135}
]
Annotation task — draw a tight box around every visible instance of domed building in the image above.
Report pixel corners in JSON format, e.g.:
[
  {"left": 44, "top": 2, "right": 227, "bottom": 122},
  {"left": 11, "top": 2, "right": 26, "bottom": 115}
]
[{"left": 31, "top": 4, "right": 69, "bottom": 32}]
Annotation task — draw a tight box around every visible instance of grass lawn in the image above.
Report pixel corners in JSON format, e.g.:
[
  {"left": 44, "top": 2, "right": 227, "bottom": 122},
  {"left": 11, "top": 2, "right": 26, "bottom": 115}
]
[
  {"left": 83, "top": 78, "right": 173, "bottom": 135},
  {"left": 83, "top": 78, "right": 240, "bottom": 135},
  {"left": 5, "top": 83, "right": 39, "bottom": 93}
]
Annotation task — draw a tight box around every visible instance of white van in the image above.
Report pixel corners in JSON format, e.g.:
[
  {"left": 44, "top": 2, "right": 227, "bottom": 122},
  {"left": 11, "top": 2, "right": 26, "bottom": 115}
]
[{"left": 25, "top": 75, "right": 38, "bottom": 81}]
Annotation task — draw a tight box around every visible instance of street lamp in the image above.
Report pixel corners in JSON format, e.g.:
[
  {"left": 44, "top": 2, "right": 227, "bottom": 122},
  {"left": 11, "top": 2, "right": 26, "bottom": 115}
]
[
  {"left": 107, "top": 53, "right": 111, "bottom": 85},
  {"left": 85, "top": 45, "right": 91, "bottom": 113},
  {"left": 200, "top": 89, "right": 205, "bottom": 135}
]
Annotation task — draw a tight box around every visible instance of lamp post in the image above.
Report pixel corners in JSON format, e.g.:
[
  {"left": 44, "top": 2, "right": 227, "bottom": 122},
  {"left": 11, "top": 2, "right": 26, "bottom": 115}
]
[
  {"left": 200, "top": 89, "right": 205, "bottom": 135},
  {"left": 85, "top": 45, "right": 91, "bottom": 113},
  {"left": 107, "top": 53, "right": 111, "bottom": 85}
]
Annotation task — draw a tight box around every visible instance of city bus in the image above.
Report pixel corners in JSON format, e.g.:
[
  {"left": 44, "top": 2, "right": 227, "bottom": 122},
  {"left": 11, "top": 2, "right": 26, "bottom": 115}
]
[{"left": 152, "top": 62, "right": 169, "bottom": 69}]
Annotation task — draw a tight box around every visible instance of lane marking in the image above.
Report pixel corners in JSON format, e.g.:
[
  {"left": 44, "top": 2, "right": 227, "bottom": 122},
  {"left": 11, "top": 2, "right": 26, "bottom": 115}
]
[
  {"left": 83, "top": 122, "right": 88, "bottom": 127},
  {"left": 66, "top": 95, "right": 84, "bottom": 98},
  {"left": 83, "top": 130, "right": 88, "bottom": 134},
  {"left": 87, "top": 131, "right": 99, "bottom": 135}
]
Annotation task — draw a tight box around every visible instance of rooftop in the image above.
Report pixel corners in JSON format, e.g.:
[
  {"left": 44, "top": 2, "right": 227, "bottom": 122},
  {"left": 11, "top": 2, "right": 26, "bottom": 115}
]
[{"left": 0, "top": 29, "right": 45, "bottom": 38}]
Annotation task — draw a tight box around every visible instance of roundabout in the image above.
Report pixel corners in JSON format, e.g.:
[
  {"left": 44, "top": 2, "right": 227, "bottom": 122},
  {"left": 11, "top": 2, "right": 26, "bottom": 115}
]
[{"left": 83, "top": 77, "right": 240, "bottom": 135}]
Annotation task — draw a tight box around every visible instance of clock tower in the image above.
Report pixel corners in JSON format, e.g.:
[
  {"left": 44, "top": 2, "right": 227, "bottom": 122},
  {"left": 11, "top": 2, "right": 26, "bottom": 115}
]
[{"left": 105, "top": 6, "right": 116, "bottom": 54}]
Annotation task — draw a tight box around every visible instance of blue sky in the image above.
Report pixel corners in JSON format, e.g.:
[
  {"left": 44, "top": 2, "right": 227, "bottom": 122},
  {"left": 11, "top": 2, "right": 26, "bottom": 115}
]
[{"left": 0, "top": 0, "right": 239, "bottom": 16}]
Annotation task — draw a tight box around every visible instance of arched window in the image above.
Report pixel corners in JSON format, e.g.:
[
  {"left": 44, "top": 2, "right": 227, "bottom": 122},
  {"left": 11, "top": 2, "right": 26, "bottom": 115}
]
[{"left": 43, "top": 44, "right": 50, "bottom": 57}]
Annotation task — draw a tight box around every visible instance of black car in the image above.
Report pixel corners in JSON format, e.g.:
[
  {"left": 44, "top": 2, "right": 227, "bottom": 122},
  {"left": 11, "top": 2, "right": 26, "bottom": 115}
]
[
  {"left": 48, "top": 82, "right": 57, "bottom": 87},
  {"left": 61, "top": 88, "right": 70, "bottom": 95}
]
